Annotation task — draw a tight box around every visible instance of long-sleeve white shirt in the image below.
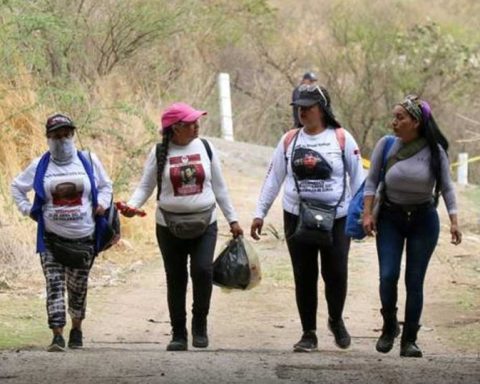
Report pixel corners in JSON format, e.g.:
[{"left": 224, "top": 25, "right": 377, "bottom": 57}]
[
  {"left": 11, "top": 150, "right": 113, "bottom": 239},
  {"left": 128, "top": 138, "right": 238, "bottom": 226},
  {"left": 254, "top": 128, "right": 365, "bottom": 219}
]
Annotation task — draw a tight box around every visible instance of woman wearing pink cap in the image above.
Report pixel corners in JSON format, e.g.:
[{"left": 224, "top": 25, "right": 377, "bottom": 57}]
[{"left": 121, "top": 102, "right": 243, "bottom": 351}]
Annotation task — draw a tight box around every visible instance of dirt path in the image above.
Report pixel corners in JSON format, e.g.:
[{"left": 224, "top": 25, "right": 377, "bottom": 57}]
[{"left": 1, "top": 138, "right": 479, "bottom": 383}]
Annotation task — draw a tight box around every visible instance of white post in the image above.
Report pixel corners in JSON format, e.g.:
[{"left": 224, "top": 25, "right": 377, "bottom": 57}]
[
  {"left": 457, "top": 152, "right": 468, "bottom": 186},
  {"left": 218, "top": 73, "right": 234, "bottom": 141}
]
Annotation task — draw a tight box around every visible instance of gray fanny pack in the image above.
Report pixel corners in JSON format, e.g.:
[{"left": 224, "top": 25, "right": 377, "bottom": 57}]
[{"left": 161, "top": 205, "right": 215, "bottom": 239}]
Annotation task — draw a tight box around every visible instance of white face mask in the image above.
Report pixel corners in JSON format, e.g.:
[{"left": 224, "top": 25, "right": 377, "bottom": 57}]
[{"left": 48, "top": 137, "right": 76, "bottom": 163}]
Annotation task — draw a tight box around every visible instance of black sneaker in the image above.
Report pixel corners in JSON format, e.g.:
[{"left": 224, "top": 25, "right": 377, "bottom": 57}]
[
  {"left": 166, "top": 330, "right": 188, "bottom": 351},
  {"left": 47, "top": 334, "right": 66, "bottom": 352},
  {"left": 328, "top": 318, "right": 351, "bottom": 349},
  {"left": 293, "top": 330, "right": 318, "bottom": 352},
  {"left": 68, "top": 328, "right": 83, "bottom": 349}
]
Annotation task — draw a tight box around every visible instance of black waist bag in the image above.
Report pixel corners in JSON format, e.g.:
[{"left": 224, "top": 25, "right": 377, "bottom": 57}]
[
  {"left": 292, "top": 198, "right": 336, "bottom": 246},
  {"left": 161, "top": 205, "right": 215, "bottom": 239},
  {"left": 46, "top": 233, "right": 95, "bottom": 269}
]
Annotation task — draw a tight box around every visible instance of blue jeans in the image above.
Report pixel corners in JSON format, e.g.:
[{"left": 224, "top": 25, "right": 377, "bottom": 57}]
[{"left": 376, "top": 204, "right": 439, "bottom": 324}]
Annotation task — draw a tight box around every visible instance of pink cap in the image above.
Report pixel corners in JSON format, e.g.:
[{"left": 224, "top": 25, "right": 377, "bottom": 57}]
[{"left": 161, "top": 102, "right": 207, "bottom": 132}]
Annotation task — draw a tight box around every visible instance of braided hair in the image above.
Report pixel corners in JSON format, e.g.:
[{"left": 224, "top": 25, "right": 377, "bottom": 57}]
[{"left": 156, "top": 129, "right": 173, "bottom": 200}]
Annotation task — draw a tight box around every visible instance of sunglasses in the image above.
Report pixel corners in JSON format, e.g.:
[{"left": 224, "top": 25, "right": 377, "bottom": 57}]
[{"left": 297, "top": 84, "right": 328, "bottom": 106}]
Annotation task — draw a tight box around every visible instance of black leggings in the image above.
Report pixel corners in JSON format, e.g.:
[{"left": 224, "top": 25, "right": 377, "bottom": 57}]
[
  {"left": 156, "top": 222, "right": 218, "bottom": 331},
  {"left": 284, "top": 211, "right": 350, "bottom": 331}
]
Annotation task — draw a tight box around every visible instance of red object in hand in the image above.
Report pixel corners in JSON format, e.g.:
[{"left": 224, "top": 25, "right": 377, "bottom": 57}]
[{"left": 115, "top": 201, "right": 146, "bottom": 217}]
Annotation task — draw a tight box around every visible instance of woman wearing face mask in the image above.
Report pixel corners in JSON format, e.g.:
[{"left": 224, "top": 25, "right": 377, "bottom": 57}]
[
  {"left": 363, "top": 96, "right": 461, "bottom": 358},
  {"left": 11, "top": 113, "right": 113, "bottom": 352},
  {"left": 250, "top": 85, "right": 364, "bottom": 352}
]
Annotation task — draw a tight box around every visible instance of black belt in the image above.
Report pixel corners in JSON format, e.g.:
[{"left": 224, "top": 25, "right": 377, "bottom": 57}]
[{"left": 383, "top": 199, "right": 434, "bottom": 214}]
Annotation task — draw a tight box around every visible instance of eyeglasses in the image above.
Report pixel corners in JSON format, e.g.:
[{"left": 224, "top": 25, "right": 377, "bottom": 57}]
[{"left": 297, "top": 84, "right": 328, "bottom": 106}]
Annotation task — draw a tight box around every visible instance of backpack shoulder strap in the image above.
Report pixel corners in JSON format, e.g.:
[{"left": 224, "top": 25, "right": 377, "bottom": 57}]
[
  {"left": 283, "top": 128, "right": 300, "bottom": 154},
  {"left": 334, "top": 127, "right": 346, "bottom": 151},
  {"left": 200, "top": 138, "right": 213, "bottom": 161},
  {"left": 379, "top": 135, "right": 395, "bottom": 181},
  {"left": 77, "top": 150, "right": 98, "bottom": 208},
  {"left": 382, "top": 136, "right": 395, "bottom": 164}
]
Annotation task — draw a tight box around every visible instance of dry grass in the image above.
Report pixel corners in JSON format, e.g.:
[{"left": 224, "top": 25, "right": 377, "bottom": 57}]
[{"left": 0, "top": 70, "right": 46, "bottom": 288}]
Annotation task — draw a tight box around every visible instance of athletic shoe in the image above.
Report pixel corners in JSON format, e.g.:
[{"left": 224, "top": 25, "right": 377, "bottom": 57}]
[
  {"left": 47, "top": 334, "right": 66, "bottom": 352},
  {"left": 293, "top": 330, "right": 318, "bottom": 352}
]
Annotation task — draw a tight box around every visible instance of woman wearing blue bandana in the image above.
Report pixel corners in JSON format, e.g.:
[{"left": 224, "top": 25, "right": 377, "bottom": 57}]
[
  {"left": 363, "top": 96, "right": 462, "bottom": 358},
  {"left": 11, "top": 114, "right": 113, "bottom": 352}
]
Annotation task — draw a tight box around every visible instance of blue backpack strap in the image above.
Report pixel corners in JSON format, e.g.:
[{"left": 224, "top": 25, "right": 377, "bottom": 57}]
[
  {"left": 77, "top": 151, "right": 98, "bottom": 209},
  {"left": 380, "top": 135, "right": 395, "bottom": 181},
  {"left": 78, "top": 151, "right": 107, "bottom": 255},
  {"left": 32, "top": 152, "right": 51, "bottom": 253}
]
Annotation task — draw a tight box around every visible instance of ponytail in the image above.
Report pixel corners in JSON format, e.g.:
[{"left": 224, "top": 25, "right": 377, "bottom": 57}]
[
  {"left": 421, "top": 114, "right": 449, "bottom": 206},
  {"left": 156, "top": 130, "right": 173, "bottom": 200}
]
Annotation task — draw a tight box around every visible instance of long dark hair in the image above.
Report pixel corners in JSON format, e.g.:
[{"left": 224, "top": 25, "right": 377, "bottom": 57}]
[
  {"left": 418, "top": 109, "right": 449, "bottom": 204},
  {"left": 156, "top": 129, "right": 173, "bottom": 199},
  {"left": 318, "top": 86, "right": 341, "bottom": 128}
]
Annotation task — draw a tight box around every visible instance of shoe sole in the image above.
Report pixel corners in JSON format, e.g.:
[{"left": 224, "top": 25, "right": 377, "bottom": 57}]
[
  {"left": 166, "top": 345, "right": 188, "bottom": 351},
  {"left": 400, "top": 351, "right": 423, "bottom": 358},
  {"left": 68, "top": 344, "right": 83, "bottom": 349},
  {"left": 293, "top": 346, "right": 318, "bottom": 353},
  {"left": 47, "top": 344, "right": 66, "bottom": 352},
  {"left": 192, "top": 342, "right": 208, "bottom": 348}
]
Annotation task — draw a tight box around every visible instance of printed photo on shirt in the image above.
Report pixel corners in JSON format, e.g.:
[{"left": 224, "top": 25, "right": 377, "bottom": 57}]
[
  {"left": 292, "top": 147, "right": 333, "bottom": 180},
  {"left": 51, "top": 176, "right": 84, "bottom": 207},
  {"left": 169, "top": 154, "right": 206, "bottom": 196}
]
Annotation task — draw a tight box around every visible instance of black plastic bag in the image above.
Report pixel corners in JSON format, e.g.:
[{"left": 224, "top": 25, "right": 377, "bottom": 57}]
[{"left": 213, "top": 237, "right": 251, "bottom": 290}]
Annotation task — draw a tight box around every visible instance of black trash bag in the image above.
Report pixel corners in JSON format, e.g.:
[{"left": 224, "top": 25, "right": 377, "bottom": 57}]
[{"left": 213, "top": 237, "right": 250, "bottom": 289}]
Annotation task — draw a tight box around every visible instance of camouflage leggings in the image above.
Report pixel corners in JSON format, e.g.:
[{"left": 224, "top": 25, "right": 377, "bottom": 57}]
[{"left": 40, "top": 246, "right": 92, "bottom": 329}]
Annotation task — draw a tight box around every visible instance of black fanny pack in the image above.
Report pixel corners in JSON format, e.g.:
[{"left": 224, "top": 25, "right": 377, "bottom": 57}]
[
  {"left": 45, "top": 232, "right": 95, "bottom": 269},
  {"left": 161, "top": 205, "right": 215, "bottom": 239}
]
